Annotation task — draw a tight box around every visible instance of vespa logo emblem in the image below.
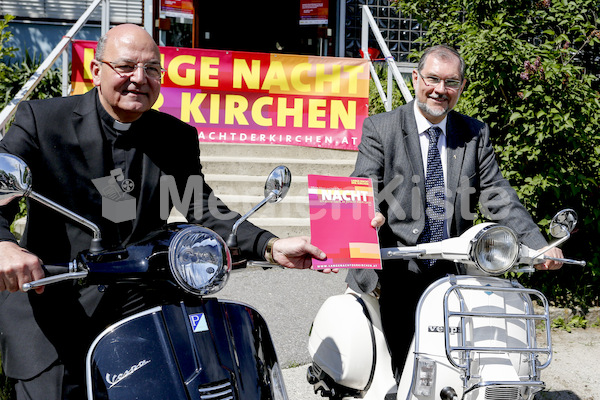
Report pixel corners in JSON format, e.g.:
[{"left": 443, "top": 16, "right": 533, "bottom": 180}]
[
  {"left": 106, "top": 359, "right": 151, "bottom": 389},
  {"left": 428, "top": 326, "right": 461, "bottom": 334}
]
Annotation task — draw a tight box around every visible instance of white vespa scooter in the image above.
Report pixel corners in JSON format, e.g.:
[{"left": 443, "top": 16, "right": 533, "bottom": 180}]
[{"left": 307, "top": 210, "right": 584, "bottom": 400}]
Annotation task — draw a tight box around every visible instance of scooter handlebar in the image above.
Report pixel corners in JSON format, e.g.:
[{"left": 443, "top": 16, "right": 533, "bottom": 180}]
[
  {"left": 244, "top": 260, "right": 284, "bottom": 270},
  {"left": 43, "top": 265, "right": 71, "bottom": 275},
  {"left": 22, "top": 264, "right": 88, "bottom": 292},
  {"left": 538, "top": 256, "right": 586, "bottom": 266},
  {"left": 519, "top": 245, "right": 586, "bottom": 268}
]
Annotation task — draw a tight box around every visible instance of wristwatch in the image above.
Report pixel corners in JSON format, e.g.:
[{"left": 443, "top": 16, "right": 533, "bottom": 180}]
[{"left": 265, "top": 237, "right": 279, "bottom": 264}]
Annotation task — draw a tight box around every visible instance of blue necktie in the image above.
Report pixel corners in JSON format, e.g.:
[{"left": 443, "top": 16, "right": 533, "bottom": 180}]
[{"left": 418, "top": 126, "right": 445, "bottom": 266}]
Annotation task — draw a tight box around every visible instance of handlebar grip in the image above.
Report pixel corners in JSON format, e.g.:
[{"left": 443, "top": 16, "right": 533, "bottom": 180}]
[
  {"left": 245, "top": 261, "right": 283, "bottom": 270},
  {"left": 42, "top": 264, "right": 71, "bottom": 276}
]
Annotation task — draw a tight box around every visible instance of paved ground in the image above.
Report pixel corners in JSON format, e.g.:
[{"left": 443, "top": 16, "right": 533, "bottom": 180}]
[
  {"left": 282, "top": 327, "right": 600, "bottom": 400},
  {"left": 219, "top": 267, "right": 600, "bottom": 400},
  {"left": 219, "top": 266, "right": 349, "bottom": 369},
  {"left": 534, "top": 326, "right": 600, "bottom": 400}
]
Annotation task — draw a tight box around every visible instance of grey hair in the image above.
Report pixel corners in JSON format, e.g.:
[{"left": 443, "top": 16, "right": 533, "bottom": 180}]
[
  {"left": 95, "top": 32, "right": 108, "bottom": 61},
  {"left": 417, "top": 45, "right": 465, "bottom": 81}
]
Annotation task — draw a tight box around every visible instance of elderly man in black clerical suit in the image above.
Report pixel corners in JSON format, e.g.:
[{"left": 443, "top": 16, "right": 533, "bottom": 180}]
[{"left": 0, "top": 24, "right": 325, "bottom": 399}]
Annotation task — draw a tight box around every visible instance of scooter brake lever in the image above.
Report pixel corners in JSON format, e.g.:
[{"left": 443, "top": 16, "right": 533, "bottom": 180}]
[
  {"left": 515, "top": 256, "right": 586, "bottom": 273},
  {"left": 23, "top": 262, "right": 89, "bottom": 292},
  {"left": 541, "top": 256, "right": 586, "bottom": 266},
  {"left": 22, "top": 271, "right": 89, "bottom": 292}
]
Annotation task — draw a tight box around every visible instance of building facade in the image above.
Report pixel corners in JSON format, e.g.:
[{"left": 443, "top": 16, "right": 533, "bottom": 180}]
[{"left": 1, "top": 0, "right": 424, "bottom": 63}]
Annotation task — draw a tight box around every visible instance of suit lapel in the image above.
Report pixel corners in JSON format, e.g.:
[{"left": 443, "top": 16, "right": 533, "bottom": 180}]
[
  {"left": 401, "top": 104, "right": 426, "bottom": 204},
  {"left": 128, "top": 152, "right": 161, "bottom": 238},
  {"left": 71, "top": 89, "right": 107, "bottom": 180},
  {"left": 445, "top": 113, "right": 467, "bottom": 231},
  {"left": 446, "top": 113, "right": 466, "bottom": 194},
  {"left": 125, "top": 117, "right": 165, "bottom": 242}
]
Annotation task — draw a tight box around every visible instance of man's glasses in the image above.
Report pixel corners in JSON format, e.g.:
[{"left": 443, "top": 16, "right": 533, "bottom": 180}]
[
  {"left": 98, "top": 60, "right": 165, "bottom": 80},
  {"left": 418, "top": 71, "right": 462, "bottom": 90}
]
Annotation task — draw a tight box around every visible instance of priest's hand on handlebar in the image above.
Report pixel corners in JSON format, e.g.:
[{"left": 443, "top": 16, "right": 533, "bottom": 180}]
[{"left": 0, "top": 241, "right": 45, "bottom": 294}]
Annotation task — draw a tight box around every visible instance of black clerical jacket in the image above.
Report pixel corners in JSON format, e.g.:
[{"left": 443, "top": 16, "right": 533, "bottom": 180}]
[{"left": 0, "top": 88, "right": 274, "bottom": 380}]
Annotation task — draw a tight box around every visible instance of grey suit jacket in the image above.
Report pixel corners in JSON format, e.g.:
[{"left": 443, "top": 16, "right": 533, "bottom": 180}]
[{"left": 346, "top": 101, "right": 547, "bottom": 293}]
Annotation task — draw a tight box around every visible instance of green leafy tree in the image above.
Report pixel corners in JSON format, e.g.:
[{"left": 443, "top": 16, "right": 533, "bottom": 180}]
[
  {"left": 392, "top": 0, "right": 600, "bottom": 308},
  {"left": 368, "top": 63, "right": 407, "bottom": 115},
  {"left": 0, "top": 15, "right": 16, "bottom": 84},
  {"left": 0, "top": 50, "right": 64, "bottom": 109}
]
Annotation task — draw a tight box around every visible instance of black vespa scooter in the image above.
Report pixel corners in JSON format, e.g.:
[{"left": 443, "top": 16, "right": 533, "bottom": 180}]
[{"left": 0, "top": 153, "right": 292, "bottom": 400}]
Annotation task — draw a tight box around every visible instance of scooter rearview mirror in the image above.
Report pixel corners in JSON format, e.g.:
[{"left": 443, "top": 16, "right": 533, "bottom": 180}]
[
  {"left": 0, "top": 153, "right": 32, "bottom": 206},
  {"left": 227, "top": 166, "right": 292, "bottom": 260},
  {"left": 264, "top": 165, "right": 291, "bottom": 204},
  {"left": 520, "top": 208, "right": 585, "bottom": 270},
  {"left": 0, "top": 153, "right": 104, "bottom": 253},
  {"left": 549, "top": 208, "right": 577, "bottom": 238}
]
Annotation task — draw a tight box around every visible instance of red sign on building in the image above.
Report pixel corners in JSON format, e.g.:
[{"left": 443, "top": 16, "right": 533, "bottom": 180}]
[{"left": 300, "top": 0, "right": 329, "bottom": 25}]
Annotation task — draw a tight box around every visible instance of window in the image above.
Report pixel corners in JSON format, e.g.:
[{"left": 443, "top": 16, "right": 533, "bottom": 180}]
[{"left": 0, "top": 0, "right": 142, "bottom": 24}]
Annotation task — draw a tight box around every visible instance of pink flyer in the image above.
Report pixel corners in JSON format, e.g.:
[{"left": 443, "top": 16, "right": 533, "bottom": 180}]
[{"left": 308, "top": 175, "right": 381, "bottom": 270}]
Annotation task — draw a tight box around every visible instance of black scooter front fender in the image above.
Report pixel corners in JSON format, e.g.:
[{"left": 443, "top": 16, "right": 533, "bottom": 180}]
[{"left": 86, "top": 297, "right": 285, "bottom": 399}]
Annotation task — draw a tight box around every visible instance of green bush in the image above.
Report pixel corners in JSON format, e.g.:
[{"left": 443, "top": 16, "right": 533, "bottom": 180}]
[
  {"left": 391, "top": 0, "right": 600, "bottom": 309},
  {"left": 0, "top": 15, "right": 16, "bottom": 83},
  {"left": 368, "top": 63, "right": 409, "bottom": 115},
  {"left": 0, "top": 50, "right": 64, "bottom": 110}
]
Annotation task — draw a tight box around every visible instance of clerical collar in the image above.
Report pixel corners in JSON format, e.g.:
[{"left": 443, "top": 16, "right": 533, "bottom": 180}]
[
  {"left": 113, "top": 120, "right": 132, "bottom": 132},
  {"left": 95, "top": 92, "right": 134, "bottom": 133}
]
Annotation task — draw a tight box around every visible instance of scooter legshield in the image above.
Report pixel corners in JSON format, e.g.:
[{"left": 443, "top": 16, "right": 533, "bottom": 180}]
[
  {"left": 307, "top": 289, "right": 396, "bottom": 399},
  {"left": 86, "top": 298, "right": 283, "bottom": 400}
]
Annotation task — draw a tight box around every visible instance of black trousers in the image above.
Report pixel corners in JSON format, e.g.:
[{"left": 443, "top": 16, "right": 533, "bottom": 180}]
[
  {"left": 377, "top": 259, "right": 456, "bottom": 382},
  {"left": 14, "top": 362, "right": 85, "bottom": 400}
]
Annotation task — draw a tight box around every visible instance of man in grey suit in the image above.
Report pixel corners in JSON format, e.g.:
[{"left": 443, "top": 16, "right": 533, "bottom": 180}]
[{"left": 346, "top": 44, "right": 563, "bottom": 380}]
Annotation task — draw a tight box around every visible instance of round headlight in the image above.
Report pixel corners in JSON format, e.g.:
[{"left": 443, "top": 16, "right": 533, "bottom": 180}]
[
  {"left": 168, "top": 226, "right": 231, "bottom": 295},
  {"left": 470, "top": 225, "right": 519, "bottom": 275}
]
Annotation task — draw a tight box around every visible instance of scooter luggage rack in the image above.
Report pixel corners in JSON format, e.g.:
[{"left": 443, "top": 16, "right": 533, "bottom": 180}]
[{"left": 441, "top": 279, "right": 552, "bottom": 393}]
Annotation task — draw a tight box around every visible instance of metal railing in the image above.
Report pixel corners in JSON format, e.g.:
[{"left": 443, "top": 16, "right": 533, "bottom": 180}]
[
  {"left": 361, "top": 5, "right": 414, "bottom": 110},
  {"left": 0, "top": 0, "right": 110, "bottom": 136}
]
